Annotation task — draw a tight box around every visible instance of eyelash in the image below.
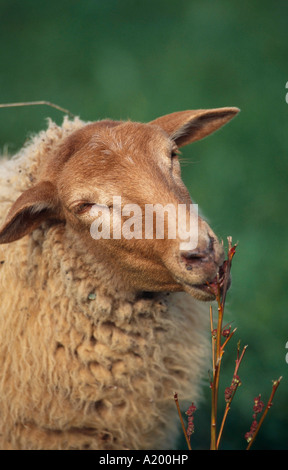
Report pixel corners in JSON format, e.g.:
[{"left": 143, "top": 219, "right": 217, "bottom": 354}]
[
  {"left": 171, "top": 148, "right": 180, "bottom": 159},
  {"left": 74, "top": 202, "right": 94, "bottom": 214},
  {"left": 73, "top": 202, "right": 114, "bottom": 215}
]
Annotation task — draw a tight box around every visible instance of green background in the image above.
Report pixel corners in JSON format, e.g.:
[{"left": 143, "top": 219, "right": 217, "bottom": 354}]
[{"left": 0, "top": 0, "right": 287, "bottom": 450}]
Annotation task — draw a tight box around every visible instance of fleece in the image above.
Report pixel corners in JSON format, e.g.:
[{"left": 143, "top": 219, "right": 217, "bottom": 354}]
[{"left": 0, "top": 117, "right": 209, "bottom": 450}]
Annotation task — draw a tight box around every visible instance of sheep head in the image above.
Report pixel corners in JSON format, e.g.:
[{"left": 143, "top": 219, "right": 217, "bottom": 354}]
[{"left": 0, "top": 108, "right": 239, "bottom": 300}]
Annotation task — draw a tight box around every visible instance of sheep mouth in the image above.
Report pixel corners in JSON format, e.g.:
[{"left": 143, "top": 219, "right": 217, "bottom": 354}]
[{"left": 193, "top": 261, "right": 230, "bottom": 297}]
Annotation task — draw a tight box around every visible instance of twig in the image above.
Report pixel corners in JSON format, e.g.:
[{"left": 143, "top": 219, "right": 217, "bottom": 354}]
[
  {"left": 221, "top": 327, "right": 237, "bottom": 351},
  {"left": 210, "top": 284, "right": 224, "bottom": 450},
  {"left": 246, "top": 376, "right": 282, "bottom": 450},
  {"left": 176, "top": 235, "right": 281, "bottom": 450},
  {"left": 210, "top": 236, "right": 237, "bottom": 450},
  {"left": 210, "top": 306, "right": 216, "bottom": 375},
  {"left": 174, "top": 393, "right": 192, "bottom": 451},
  {"left": 0, "top": 100, "right": 75, "bottom": 117},
  {"left": 216, "top": 343, "right": 248, "bottom": 448}
]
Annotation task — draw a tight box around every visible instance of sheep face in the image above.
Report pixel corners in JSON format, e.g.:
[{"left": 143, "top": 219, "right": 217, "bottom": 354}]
[{"left": 0, "top": 108, "right": 239, "bottom": 301}]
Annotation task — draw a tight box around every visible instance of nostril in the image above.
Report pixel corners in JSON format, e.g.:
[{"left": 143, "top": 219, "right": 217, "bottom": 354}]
[
  {"left": 181, "top": 250, "right": 206, "bottom": 270},
  {"left": 180, "top": 235, "right": 217, "bottom": 269},
  {"left": 181, "top": 250, "right": 204, "bottom": 261}
]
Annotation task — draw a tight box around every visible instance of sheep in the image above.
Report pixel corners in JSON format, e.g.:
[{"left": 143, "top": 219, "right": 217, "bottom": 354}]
[{"left": 0, "top": 107, "right": 239, "bottom": 450}]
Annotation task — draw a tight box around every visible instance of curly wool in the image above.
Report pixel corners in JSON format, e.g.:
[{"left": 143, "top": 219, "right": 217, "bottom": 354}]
[{"left": 0, "top": 118, "right": 209, "bottom": 450}]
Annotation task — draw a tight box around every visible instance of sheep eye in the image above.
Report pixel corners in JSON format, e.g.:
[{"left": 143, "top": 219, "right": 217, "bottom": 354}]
[
  {"left": 171, "top": 149, "right": 179, "bottom": 159},
  {"left": 74, "top": 202, "right": 94, "bottom": 215}
]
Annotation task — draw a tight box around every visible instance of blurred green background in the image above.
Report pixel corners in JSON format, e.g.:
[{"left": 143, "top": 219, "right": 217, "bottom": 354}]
[{"left": 0, "top": 0, "right": 287, "bottom": 450}]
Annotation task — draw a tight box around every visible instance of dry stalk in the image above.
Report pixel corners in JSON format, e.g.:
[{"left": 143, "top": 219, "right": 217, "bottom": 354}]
[{"left": 0, "top": 100, "right": 75, "bottom": 117}]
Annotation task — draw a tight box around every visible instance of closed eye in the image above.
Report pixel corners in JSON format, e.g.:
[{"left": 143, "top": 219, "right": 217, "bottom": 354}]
[
  {"left": 171, "top": 147, "right": 180, "bottom": 159},
  {"left": 73, "top": 202, "right": 95, "bottom": 215}
]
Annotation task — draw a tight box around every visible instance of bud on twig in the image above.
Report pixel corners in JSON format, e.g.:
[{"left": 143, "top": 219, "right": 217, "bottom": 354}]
[{"left": 245, "top": 377, "right": 282, "bottom": 449}]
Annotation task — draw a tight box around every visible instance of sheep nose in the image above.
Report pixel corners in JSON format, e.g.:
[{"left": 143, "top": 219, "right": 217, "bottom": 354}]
[{"left": 180, "top": 235, "right": 216, "bottom": 267}]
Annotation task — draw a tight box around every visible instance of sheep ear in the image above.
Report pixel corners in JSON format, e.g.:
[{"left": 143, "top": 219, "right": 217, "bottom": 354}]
[
  {"left": 150, "top": 107, "right": 240, "bottom": 147},
  {"left": 0, "top": 181, "right": 61, "bottom": 244}
]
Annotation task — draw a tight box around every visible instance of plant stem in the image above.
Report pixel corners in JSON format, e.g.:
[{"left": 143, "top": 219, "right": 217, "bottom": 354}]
[
  {"left": 246, "top": 377, "right": 282, "bottom": 450},
  {"left": 221, "top": 327, "right": 237, "bottom": 350},
  {"left": 210, "top": 284, "right": 224, "bottom": 450},
  {"left": 210, "top": 237, "right": 237, "bottom": 450},
  {"left": 216, "top": 344, "right": 248, "bottom": 449},
  {"left": 0, "top": 100, "right": 75, "bottom": 117},
  {"left": 174, "top": 393, "right": 192, "bottom": 451},
  {"left": 210, "top": 306, "right": 216, "bottom": 378}
]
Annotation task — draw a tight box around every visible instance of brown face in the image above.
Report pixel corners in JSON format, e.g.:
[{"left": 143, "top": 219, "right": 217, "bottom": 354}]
[
  {"left": 0, "top": 108, "right": 239, "bottom": 301},
  {"left": 49, "top": 120, "right": 227, "bottom": 301}
]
